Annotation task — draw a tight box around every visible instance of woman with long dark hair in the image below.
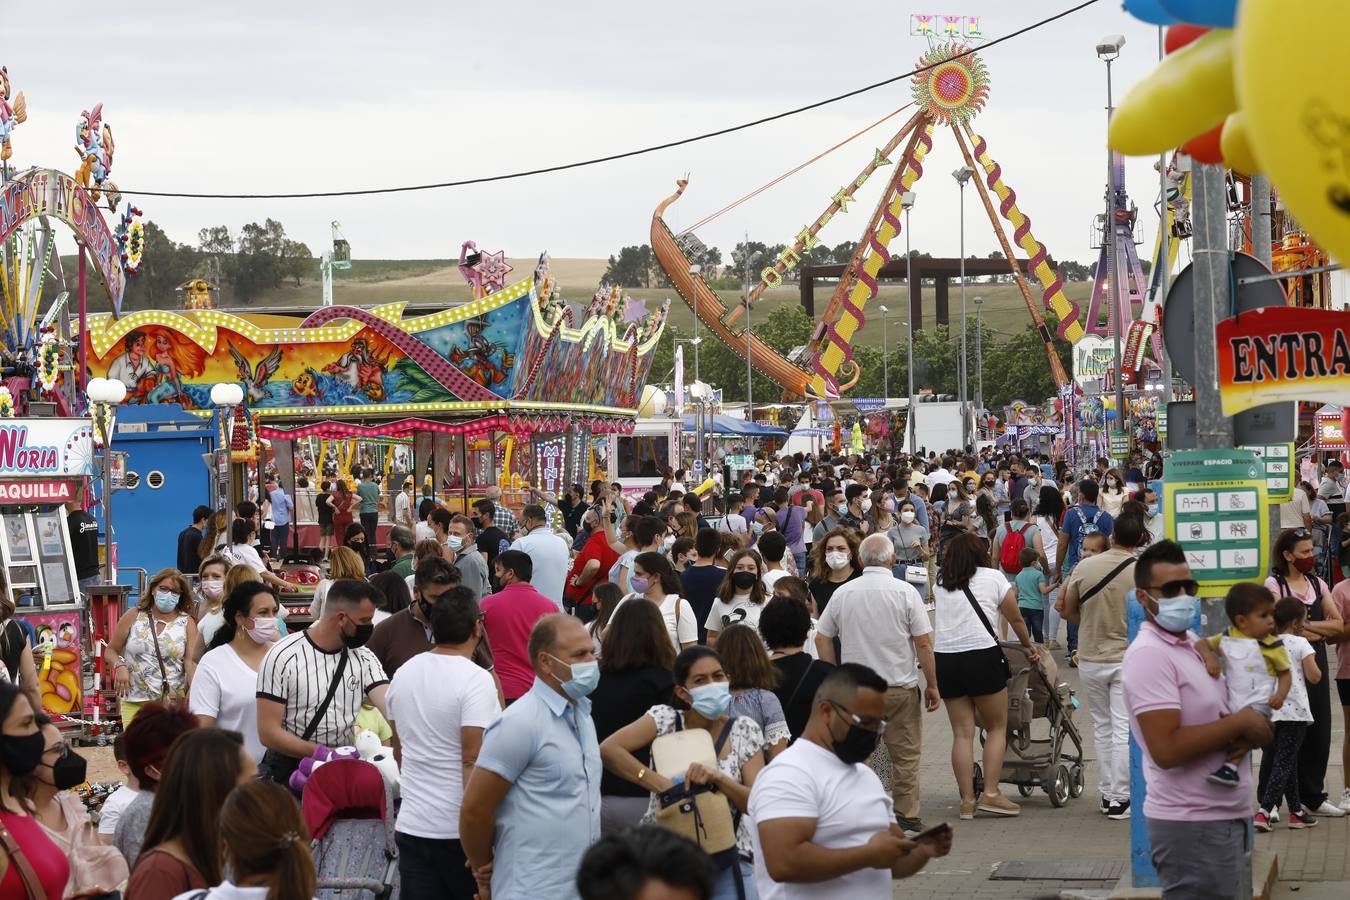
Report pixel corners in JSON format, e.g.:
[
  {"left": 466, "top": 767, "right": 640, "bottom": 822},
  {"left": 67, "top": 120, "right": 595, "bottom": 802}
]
[
  {"left": 705, "top": 550, "right": 768, "bottom": 646},
  {"left": 1034, "top": 485, "right": 1067, "bottom": 648},
  {"left": 370, "top": 570, "right": 412, "bottom": 623},
  {"left": 327, "top": 480, "right": 356, "bottom": 547},
  {"left": 126, "top": 728, "right": 256, "bottom": 900},
  {"left": 932, "top": 532, "right": 1039, "bottom": 820},
  {"left": 191, "top": 582, "right": 279, "bottom": 765},
  {"left": 613, "top": 551, "right": 697, "bottom": 652},
  {"left": 0, "top": 581, "right": 41, "bottom": 715},
  {"left": 590, "top": 599, "right": 676, "bottom": 835},
  {"left": 718, "top": 624, "right": 789, "bottom": 758},
  {"left": 0, "top": 684, "right": 69, "bottom": 898}
]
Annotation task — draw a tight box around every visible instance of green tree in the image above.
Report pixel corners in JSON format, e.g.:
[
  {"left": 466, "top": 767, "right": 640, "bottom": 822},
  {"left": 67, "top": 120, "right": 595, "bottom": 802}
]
[
  {"left": 122, "top": 220, "right": 201, "bottom": 311},
  {"left": 280, "top": 239, "right": 313, "bottom": 287},
  {"left": 602, "top": 245, "right": 654, "bottom": 288}
]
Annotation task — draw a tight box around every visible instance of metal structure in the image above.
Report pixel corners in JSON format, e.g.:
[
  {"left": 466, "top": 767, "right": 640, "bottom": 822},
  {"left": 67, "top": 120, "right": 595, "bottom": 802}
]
[{"left": 320, "top": 221, "right": 352, "bottom": 307}]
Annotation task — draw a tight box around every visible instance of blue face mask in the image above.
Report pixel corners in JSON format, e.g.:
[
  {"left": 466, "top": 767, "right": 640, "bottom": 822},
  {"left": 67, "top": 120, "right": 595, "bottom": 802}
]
[
  {"left": 153, "top": 590, "right": 179, "bottom": 613},
  {"left": 1152, "top": 594, "right": 1198, "bottom": 633},
  {"left": 549, "top": 655, "right": 599, "bottom": 700},
  {"left": 751, "top": 522, "right": 764, "bottom": 535},
  {"left": 687, "top": 681, "right": 732, "bottom": 719}
]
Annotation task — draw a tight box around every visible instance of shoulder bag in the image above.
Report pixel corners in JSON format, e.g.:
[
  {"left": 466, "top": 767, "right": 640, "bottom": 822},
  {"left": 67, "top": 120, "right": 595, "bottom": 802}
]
[
  {"left": 145, "top": 613, "right": 173, "bottom": 701},
  {"left": 960, "top": 585, "right": 1012, "bottom": 681},
  {"left": 1077, "top": 557, "right": 1135, "bottom": 606},
  {"left": 652, "top": 713, "right": 738, "bottom": 856},
  {"left": 259, "top": 647, "right": 350, "bottom": 786}
]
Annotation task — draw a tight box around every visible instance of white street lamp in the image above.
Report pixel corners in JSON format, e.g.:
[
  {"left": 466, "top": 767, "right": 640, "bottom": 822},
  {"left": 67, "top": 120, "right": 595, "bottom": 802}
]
[
  {"left": 211, "top": 383, "right": 245, "bottom": 511},
  {"left": 902, "top": 191, "right": 917, "bottom": 455},
  {"left": 954, "top": 165, "right": 976, "bottom": 450},
  {"left": 86, "top": 377, "right": 128, "bottom": 584},
  {"left": 1098, "top": 34, "right": 1127, "bottom": 436}
]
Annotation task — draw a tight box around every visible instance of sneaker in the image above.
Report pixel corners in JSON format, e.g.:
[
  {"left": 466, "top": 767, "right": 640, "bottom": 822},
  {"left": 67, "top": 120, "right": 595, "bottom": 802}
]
[
  {"left": 1310, "top": 800, "right": 1347, "bottom": 818},
  {"left": 1099, "top": 796, "right": 1110, "bottom": 815},
  {"left": 959, "top": 799, "right": 976, "bottom": 820},
  {"left": 1106, "top": 799, "right": 1131, "bottom": 820},
  {"left": 1206, "top": 764, "right": 1240, "bottom": 787},
  {"left": 977, "top": 792, "right": 1021, "bottom": 817},
  {"left": 1255, "top": 811, "right": 1272, "bottom": 833},
  {"left": 1288, "top": 810, "right": 1319, "bottom": 829},
  {"left": 1340, "top": 789, "right": 1350, "bottom": 813},
  {"left": 1069, "top": 651, "right": 1079, "bottom": 668},
  {"left": 897, "top": 816, "right": 923, "bottom": 838}
]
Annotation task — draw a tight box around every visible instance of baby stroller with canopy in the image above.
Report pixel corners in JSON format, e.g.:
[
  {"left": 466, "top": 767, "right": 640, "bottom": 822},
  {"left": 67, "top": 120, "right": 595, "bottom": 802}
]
[
  {"left": 973, "top": 642, "right": 1086, "bottom": 807},
  {"left": 302, "top": 758, "right": 400, "bottom": 900}
]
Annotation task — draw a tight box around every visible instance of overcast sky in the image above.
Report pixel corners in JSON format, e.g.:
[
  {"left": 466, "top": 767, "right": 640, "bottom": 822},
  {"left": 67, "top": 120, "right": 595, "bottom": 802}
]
[{"left": 8, "top": 0, "right": 1168, "bottom": 272}]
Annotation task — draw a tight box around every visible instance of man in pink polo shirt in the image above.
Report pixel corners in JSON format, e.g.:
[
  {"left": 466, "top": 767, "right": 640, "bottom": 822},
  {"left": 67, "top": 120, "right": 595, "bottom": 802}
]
[
  {"left": 1123, "top": 541, "right": 1275, "bottom": 899},
  {"left": 481, "top": 549, "right": 561, "bottom": 705}
]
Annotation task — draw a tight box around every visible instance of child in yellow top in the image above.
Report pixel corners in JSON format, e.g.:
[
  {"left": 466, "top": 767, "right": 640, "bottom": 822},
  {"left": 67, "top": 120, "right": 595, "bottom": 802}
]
[{"left": 1196, "top": 583, "right": 1291, "bottom": 786}]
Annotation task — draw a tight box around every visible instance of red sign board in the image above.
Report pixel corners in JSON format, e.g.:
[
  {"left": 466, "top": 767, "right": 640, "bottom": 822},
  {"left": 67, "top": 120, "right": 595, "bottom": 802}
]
[
  {"left": 1218, "top": 307, "right": 1350, "bottom": 415},
  {"left": 0, "top": 480, "right": 77, "bottom": 503}
]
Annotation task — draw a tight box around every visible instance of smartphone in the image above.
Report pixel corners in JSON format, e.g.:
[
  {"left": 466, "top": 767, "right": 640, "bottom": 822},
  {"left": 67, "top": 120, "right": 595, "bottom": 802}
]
[{"left": 913, "top": 821, "right": 951, "bottom": 844}]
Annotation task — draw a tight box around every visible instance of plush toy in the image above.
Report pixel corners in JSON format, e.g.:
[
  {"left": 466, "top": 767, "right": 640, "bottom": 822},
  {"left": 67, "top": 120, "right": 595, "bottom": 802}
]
[
  {"left": 354, "top": 728, "right": 400, "bottom": 798},
  {"left": 287, "top": 744, "right": 360, "bottom": 794}
]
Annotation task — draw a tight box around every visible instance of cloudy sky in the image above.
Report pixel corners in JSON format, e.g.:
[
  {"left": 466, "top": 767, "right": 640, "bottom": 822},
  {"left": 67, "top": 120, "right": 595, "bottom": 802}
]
[{"left": 7, "top": 0, "right": 1169, "bottom": 270}]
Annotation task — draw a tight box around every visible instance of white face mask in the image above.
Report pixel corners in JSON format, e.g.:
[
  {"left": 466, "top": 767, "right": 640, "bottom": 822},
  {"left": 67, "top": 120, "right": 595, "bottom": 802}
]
[
  {"left": 825, "top": 551, "right": 850, "bottom": 571},
  {"left": 899, "top": 510, "right": 916, "bottom": 524}
]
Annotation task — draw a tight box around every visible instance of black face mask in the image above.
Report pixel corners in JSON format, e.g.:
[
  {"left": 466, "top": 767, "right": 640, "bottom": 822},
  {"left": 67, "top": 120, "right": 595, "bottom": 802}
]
[
  {"left": 0, "top": 731, "right": 45, "bottom": 776},
  {"left": 46, "top": 747, "right": 88, "bottom": 790},
  {"left": 827, "top": 710, "right": 880, "bottom": 765},
  {"left": 342, "top": 621, "right": 374, "bottom": 649},
  {"left": 731, "top": 572, "right": 758, "bottom": 591}
]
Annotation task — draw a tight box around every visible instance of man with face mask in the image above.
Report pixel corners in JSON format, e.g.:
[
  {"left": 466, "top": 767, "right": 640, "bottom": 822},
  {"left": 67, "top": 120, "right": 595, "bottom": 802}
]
[
  {"left": 447, "top": 514, "right": 489, "bottom": 603},
  {"left": 510, "top": 504, "right": 570, "bottom": 609},
  {"left": 1123, "top": 541, "right": 1274, "bottom": 899},
  {"left": 461, "top": 613, "right": 602, "bottom": 900},
  {"left": 749, "top": 663, "right": 951, "bottom": 896},
  {"left": 256, "top": 579, "right": 389, "bottom": 785},
  {"left": 480, "top": 550, "right": 559, "bottom": 705}
]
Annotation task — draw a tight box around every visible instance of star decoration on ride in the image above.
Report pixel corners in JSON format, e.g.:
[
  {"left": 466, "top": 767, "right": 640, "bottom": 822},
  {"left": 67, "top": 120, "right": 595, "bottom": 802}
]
[
  {"left": 473, "top": 250, "right": 513, "bottom": 295},
  {"left": 621, "top": 297, "right": 648, "bottom": 325},
  {"left": 912, "top": 42, "right": 990, "bottom": 126}
]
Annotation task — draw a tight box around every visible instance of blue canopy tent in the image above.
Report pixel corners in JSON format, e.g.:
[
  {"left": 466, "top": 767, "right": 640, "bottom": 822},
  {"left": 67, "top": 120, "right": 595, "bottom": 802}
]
[{"left": 681, "top": 414, "right": 787, "bottom": 437}]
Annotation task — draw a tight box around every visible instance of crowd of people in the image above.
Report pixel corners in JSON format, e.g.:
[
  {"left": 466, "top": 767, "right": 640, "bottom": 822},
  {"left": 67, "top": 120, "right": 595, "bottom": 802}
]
[{"left": 2, "top": 444, "right": 1349, "bottom": 899}]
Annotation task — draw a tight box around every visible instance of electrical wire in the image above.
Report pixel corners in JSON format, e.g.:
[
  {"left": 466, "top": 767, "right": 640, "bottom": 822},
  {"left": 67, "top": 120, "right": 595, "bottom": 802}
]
[{"left": 48, "top": 0, "right": 1100, "bottom": 201}]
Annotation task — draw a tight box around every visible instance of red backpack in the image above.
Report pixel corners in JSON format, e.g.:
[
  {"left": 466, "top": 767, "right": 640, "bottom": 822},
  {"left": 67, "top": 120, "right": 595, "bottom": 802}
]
[{"left": 1000, "top": 522, "right": 1034, "bottom": 574}]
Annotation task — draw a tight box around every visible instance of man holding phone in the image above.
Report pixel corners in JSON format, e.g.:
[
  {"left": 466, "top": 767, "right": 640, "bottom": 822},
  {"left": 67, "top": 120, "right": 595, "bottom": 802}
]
[{"left": 749, "top": 663, "right": 952, "bottom": 898}]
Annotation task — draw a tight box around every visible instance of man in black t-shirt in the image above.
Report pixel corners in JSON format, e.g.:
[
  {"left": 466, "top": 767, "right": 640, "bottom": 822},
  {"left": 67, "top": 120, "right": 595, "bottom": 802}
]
[
  {"left": 176, "top": 505, "right": 211, "bottom": 573},
  {"left": 472, "top": 500, "right": 510, "bottom": 590},
  {"left": 680, "top": 529, "right": 727, "bottom": 645},
  {"left": 65, "top": 492, "right": 101, "bottom": 588}
]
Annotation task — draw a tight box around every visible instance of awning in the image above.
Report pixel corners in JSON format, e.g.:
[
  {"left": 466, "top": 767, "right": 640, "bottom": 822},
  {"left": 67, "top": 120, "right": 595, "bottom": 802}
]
[{"left": 681, "top": 414, "right": 787, "bottom": 437}]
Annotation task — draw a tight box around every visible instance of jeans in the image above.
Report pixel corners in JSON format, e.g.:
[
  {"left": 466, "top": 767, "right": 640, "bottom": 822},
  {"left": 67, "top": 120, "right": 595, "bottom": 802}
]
[
  {"left": 396, "top": 832, "right": 477, "bottom": 900},
  {"left": 361, "top": 512, "right": 379, "bottom": 546},
  {"left": 792, "top": 551, "right": 807, "bottom": 576},
  {"left": 1260, "top": 722, "right": 1308, "bottom": 813},
  {"left": 272, "top": 523, "right": 290, "bottom": 559},
  {"left": 1066, "top": 620, "right": 1079, "bottom": 655},
  {"left": 709, "top": 858, "right": 758, "bottom": 900},
  {"left": 1147, "top": 817, "right": 1251, "bottom": 899},
  {"left": 1019, "top": 608, "right": 1044, "bottom": 643},
  {"left": 1078, "top": 659, "right": 1130, "bottom": 803}
]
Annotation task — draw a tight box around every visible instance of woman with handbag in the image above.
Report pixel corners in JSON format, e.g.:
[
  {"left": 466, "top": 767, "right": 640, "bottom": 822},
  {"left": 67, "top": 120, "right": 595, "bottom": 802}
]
[
  {"left": 0, "top": 683, "right": 69, "bottom": 900},
  {"left": 106, "top": 569, "right": 199, "bottom": 726},
  {"left": 932, "top": 532, "right": 1040, "bottom": 821},
  {"left": 600, "top": 646, "right": 767, "bottom": 900}
]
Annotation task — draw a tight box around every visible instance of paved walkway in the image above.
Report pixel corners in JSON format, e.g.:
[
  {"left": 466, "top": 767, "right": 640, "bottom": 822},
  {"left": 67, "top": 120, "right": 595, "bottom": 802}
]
[{"left": 895, "top": 653, "right": 1350, "bottom": 899}]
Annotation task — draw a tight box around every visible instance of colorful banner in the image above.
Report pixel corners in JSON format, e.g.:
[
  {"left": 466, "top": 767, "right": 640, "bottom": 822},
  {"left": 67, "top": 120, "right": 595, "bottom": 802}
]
[
  {"left": 0, "top": 419, "right": 95, "bottom": 479},
  {"left": 82, "top": 269, "right": 667, "bottom": 419},
  {"left": 1163, "top": 449, "right": 1269, "bottom": 597},
  {"left": 1219, "top": 307, "right": 1350, "bottom": 415}
]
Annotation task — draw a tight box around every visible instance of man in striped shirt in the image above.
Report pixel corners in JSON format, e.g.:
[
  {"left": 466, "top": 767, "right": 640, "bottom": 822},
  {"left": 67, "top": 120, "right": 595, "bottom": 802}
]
[{"left": 256, "top": 578, "right": 390, "bottom": 783}]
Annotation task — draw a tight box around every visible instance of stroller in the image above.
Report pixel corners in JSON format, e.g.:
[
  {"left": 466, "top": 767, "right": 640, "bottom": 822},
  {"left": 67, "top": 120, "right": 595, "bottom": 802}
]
[
  {"left": 973, "top": 642, "right": 1086, "bottom": 808},
  {"left": 303, "top": 759, "right": 400, "bottom": 900}
]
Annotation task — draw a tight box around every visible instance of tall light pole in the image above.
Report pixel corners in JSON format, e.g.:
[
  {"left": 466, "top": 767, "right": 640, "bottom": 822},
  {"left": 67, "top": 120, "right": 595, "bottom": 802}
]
[
  {"left": 1097, "top": 34, "right": 1127, "bottom": 435},
  {"left": 879, "top": 305, "right": 890, "bottom": 400},
  {"left": 688, "top": 263, "right": 702, "bottom": 384},
  {"left": 902, "top": 191, "right": 917, "bottom": 455},
  {"left": 86, "top": 377, "right": 128, "bottom": 584},
  {"left": 211, "top": 382, "right": 244, "bottom": 512},
  {"left": 1156, "top": 26, "right": 1173, "bottom": 406},
  {"left": 974, "top": 296, "right": 985, "bottom": 431},
  {"left": 740, "top": 247, "right": 763, "bottom": 436},
  {"left": 954, "top": 166, "right": 975, "bottom": 450}
]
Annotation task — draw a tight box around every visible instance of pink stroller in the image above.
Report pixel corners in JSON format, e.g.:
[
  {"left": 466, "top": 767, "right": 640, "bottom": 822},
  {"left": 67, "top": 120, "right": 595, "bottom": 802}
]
[{"left": 302, "top": 758, "right": 400, "bottom": 899}]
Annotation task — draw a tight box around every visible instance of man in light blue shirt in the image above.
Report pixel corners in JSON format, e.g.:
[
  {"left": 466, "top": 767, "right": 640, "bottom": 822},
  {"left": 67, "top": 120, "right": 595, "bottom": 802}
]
[
  {"left": 461, "top": 614, "right": 602, "bottom": 900},
  {"left": 509, "top": 504, "right": 570, "bottom": 609},
  {"left": 267, "top": 479, "right": 293, "bottom": 559}
]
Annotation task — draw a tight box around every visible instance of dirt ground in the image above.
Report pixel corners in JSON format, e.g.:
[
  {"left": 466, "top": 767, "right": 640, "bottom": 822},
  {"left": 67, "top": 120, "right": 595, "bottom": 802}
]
[{"left": 80, "top": 743, "right": 123, "bottom": 785}]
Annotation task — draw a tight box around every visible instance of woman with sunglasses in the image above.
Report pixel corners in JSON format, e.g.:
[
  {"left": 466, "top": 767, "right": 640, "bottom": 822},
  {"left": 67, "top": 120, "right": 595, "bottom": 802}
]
[{"left": 1265, "top": 528, "right": 1347, "bottom": 819}]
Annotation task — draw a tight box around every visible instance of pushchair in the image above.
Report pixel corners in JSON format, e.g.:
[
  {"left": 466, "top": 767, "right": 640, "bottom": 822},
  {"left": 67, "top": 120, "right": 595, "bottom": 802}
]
[
  {"left": 302, "top": 758, "right": 400, "bottom": 900},
  {"left": 973, "top": 641, "right": 1086, "bottom": 808}
]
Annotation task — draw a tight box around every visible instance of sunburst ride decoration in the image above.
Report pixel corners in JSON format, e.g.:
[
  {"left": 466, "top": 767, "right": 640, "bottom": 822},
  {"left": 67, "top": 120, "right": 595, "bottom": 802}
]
[{"left": 912, "top": 42, "right": 990, "bottom": 126}]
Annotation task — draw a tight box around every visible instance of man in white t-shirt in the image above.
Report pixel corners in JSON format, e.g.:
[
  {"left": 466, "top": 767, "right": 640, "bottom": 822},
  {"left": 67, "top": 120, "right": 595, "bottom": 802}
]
[
  {"left": 386, "top": 583, "right": 501, "bottom": 897},
  {"left": 1278, "top": 481, "right": 1312, "bottom": 531},
  {"left": 96, "top": 734, "right": 139, "bottom": 844},
  {"left": 813, "top": 534, "right": 937, "bottom": 836},
  {"left": 750, "top": 663, "right": 951, "bottom": 899}
]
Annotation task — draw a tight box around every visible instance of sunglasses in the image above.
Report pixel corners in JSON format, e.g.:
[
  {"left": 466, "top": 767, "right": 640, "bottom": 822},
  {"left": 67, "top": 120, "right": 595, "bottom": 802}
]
[
  {"left": 1148, "top": 579, "right": 1200, "bottom": 598},
  {"left": 827, "top": 699, "right": 885, "bottom": 733}
]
